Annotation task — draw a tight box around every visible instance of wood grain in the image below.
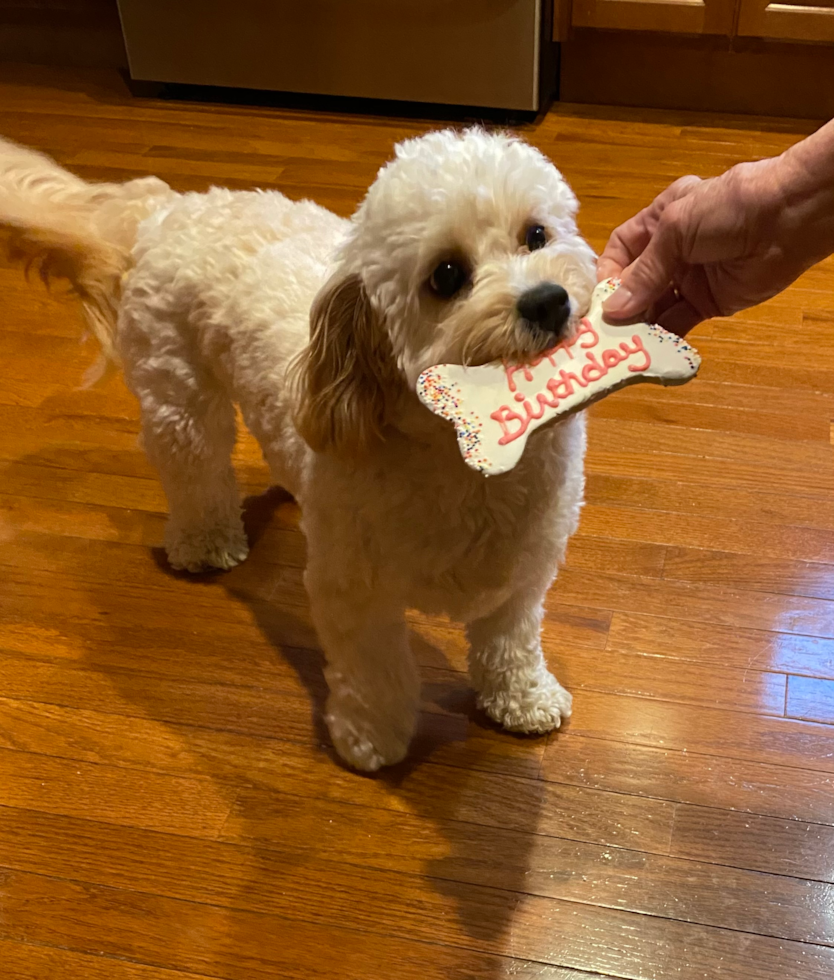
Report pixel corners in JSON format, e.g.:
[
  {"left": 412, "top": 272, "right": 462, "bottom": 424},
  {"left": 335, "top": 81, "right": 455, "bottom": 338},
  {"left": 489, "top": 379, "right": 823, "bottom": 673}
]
[
  {"left": 560, "top": 30, "right": 834, "bottom": 119},
  {"left": 5, "top": 804, "right": 834, "bottom": 946},
  {"left": 542, "top": 734, "right": 834, "bottom": 824},
  {"left": 788, "top": 676, "right": 834, "bottom": 725},
  {"left": 671, "top": 806, "right": 834, "bottom": 881},
  {"left": 606, "top": 611, "right": 834, "bottom": 678},
  {"left": 663, "top": 548, "right": 834, "bottom": 599},
  {"left": 2, "top": 938, "right": 223, "bottom": 980},
  {"left": 1, "top": 63, "right": 834, "bottom": 980}
]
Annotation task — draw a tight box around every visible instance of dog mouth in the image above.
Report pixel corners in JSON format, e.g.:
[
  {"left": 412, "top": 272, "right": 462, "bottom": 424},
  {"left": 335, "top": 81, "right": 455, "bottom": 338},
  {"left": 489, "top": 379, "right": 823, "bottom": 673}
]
[{"left": 506, "top": 306, "right": 581, "bottom": 365}]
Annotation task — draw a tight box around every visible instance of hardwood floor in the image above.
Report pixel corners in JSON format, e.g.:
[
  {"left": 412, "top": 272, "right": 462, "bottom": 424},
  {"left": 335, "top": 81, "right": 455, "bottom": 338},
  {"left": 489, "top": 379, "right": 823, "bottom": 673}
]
[{"left": 1, "top": 63, "right": 834, "bottom": 980}]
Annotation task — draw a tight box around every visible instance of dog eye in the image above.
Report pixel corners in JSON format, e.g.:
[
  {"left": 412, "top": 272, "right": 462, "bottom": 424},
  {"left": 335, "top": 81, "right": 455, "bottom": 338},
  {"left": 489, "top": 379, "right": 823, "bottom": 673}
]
[
  {"left": 429, "top": 260, "right": 468, "bottom": 299},
  {"left": 525, "top": 225, "right": 548, "bottom": 251}
]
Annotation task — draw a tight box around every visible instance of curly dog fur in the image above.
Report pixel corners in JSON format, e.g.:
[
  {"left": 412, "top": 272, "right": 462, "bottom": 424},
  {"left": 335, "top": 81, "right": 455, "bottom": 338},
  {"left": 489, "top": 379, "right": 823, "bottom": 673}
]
[{"left": 0, "top": 129, "right": 597, "bottom": 770}]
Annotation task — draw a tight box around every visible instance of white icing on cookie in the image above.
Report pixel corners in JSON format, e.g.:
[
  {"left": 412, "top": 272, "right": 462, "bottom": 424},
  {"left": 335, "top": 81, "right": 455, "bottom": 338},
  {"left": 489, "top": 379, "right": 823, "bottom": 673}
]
[{"left": 417, "top": 278, "right": 701, "bottom": 476}]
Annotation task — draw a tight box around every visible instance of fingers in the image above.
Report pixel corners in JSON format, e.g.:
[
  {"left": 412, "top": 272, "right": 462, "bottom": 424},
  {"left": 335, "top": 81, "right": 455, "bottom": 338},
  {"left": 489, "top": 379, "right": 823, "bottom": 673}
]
[
  {"left": 655, "top": 298, "right": 704, "bottom": 337},
  {"left": 604, "top": 178, "right": 711, "bottom": 320},
  {"left": 596, "top": 254, "right": 623, "bottom": 282},
  {"left": 603, "top": 210, "right": 685, "bottom": 319},
  {"left": 598, "top": 174, "right": 704, "bottom": 293},
  {"left": 597, "top": 212, "right": 653, "bottom": 283}
]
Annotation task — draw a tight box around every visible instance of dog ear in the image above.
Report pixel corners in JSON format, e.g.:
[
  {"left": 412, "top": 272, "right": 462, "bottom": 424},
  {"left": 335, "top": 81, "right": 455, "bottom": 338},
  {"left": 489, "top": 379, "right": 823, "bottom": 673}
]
[{"left": 292, "top": 272, "right": 399, "bottom": 455}]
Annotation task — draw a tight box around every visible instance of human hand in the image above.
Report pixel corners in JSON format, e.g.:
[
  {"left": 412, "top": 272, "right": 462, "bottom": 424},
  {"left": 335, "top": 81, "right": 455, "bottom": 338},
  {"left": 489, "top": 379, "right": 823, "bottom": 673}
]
[{"left": 597, "top": 141, "right": 834, "bottom": 335}]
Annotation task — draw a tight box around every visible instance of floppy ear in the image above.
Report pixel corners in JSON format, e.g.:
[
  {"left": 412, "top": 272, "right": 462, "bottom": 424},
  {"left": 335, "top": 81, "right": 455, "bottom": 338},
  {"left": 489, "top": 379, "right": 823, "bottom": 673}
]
[{"left": 292, "top": 272, "right": 399, "bottom": 455}]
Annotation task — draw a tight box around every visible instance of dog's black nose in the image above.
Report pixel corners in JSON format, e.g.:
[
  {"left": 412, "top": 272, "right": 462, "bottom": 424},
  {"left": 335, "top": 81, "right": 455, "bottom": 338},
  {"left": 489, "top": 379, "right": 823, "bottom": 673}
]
[{"left": 517, "top": 283, "right": 571, "bottom": 338}]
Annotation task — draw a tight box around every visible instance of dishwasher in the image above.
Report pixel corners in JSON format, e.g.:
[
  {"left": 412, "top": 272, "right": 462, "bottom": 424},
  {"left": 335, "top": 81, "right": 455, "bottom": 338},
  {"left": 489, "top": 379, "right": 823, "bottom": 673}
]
[{"left": 117, "top": 0, "right": 554, "bottom": 111}]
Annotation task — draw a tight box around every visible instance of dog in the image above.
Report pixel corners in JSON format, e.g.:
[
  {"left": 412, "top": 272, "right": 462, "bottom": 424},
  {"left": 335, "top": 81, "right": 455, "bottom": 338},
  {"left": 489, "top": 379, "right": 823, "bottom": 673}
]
[{"left": 0, "top": 129, "right": 597, "bottom": 771}]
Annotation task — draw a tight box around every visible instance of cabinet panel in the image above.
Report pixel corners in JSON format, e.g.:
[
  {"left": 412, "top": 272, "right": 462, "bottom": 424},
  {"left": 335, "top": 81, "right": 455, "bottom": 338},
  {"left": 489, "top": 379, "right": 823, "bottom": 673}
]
[
  {"left": 119, "top": 0, "right": 543, "bottom": 111},
  {"left": 571, "top": 0, "right": 734, "bottom": 34},
  {"left": 738, "top": 0, "right": 834, "bottom": 41}
]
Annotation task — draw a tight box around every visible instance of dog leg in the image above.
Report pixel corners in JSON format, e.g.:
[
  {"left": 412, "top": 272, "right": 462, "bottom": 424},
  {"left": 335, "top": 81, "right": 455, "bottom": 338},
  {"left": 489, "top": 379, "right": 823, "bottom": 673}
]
[
  {"left": 136, "top": 379, "right": 248, "bottom": 573},
  {"left": 307, "top": 574, "right": 420, "bottom": 772},
  {"left": 466, "top": 588, "right": 571, "bottom": 734}
]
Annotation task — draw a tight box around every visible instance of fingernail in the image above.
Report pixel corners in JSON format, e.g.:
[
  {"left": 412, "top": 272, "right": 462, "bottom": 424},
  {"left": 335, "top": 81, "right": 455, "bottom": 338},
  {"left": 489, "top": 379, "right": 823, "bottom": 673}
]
[{"left": 603, "top": 285, "right": 635, "bottom": 318}]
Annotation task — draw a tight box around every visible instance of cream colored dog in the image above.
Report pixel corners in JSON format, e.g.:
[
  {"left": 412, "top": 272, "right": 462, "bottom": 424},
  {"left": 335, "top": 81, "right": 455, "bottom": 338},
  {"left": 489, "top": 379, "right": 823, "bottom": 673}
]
[{"left": 0, "top": 129, "right": 596, "bottom": 770}]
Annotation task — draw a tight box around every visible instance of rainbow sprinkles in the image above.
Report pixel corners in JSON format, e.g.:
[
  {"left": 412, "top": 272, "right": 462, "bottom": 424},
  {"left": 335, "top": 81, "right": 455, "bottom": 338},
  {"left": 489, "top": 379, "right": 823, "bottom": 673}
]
[{"left": 417, "top": 277, "right": 701, "bottom": 476}]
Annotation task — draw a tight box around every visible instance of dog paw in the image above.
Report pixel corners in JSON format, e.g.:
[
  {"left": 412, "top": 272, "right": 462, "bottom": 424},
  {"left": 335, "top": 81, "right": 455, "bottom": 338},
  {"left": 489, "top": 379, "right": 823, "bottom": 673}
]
[
  {"left": 325, "top": 710, "right": 412, "bottom": 772},
  {"left": 166, "top": 524, "right": 250, "bottom": 573},
  {"left": 479, "top": 671, "right": 572, "bottom": 735}
]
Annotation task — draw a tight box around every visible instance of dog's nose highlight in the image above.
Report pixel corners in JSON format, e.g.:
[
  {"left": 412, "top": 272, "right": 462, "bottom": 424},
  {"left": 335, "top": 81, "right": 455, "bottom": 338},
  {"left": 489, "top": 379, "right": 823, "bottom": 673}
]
[{"left": 517, "top": 283, "right": 571, "bottom": 337}]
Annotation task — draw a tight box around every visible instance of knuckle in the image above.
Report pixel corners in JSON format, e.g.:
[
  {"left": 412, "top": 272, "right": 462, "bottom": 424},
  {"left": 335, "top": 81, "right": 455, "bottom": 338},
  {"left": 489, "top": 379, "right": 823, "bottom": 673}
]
[
  {"left": 678, "top": 174, "right": 703, "bottom": 189},
  {"left": 667, "top": 174, "right": 702, "bottom": 197},
  {"left": 660, "top": 199, "right": 686, "bottom": 233}
]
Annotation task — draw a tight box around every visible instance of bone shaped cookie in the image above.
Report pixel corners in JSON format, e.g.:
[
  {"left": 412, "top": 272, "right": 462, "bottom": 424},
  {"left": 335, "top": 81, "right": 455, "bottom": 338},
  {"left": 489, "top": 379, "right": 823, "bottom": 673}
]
[{"left": 417, "top": 278, "right": 701, "bottom": 476}]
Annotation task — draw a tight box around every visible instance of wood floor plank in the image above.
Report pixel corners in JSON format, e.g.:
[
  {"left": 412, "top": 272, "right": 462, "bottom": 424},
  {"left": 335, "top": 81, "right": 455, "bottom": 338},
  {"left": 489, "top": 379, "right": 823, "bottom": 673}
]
[
  {"left": 0, "top": 491, "right": 165, "bottom": 546},
  {"left": 788, "top": 676, "right": 834, "bottom": 724},
  {"left": 0, "top": 649, "right": 319, "bottom": 745},
  {"left": 558, "top": 689, "right": 834, "bottom": 773},
  {"left": 608, "top": 374, "right": 834, "bottom": 419},
  {"left": 585, "top": 443, "right": 833, "bottom": 497},
  {"left": 542, "top": 734, "right": 834, "bottom": 824},
  {"left": 0, "top": 646, "right": 554, "bottom": 779},
  {"left": 589, "top": 392, "right": 830, "bottom": 442},
  {"left": 663, "top": 547, "right": 834, "bottom": 600},
  {"left": 671, "top": 805, "right": 834, "bottom": 882},
  {"left": 221, "top": 781, "right": 669, "bottom": 864},
  {"left": 1, "top": 584, "right": 783, "bottom": 741},
  {"left": 695, "top": 335, "right": 834, "bottom": 372},
  {"left": 560, "top": 535, "right": 667, "bottom": 578},
  {"left": 0, "top": 557, "right": 609, "bottom": 675},
  {"left": 587, "top": 416, "right": 834, "bottom": 473},
  {"left": 585, "top": 472, "right": 834, "bottom": 532},
  {"left": 554, "top": 567, "right": 834, "bottom": 639},
  {"left": 0, "top": 697, "right": 671, "bottom": 851},
  {"left": 18, "top": 555, "right": 824, "bottom": 674},
  {"left": 553, "top": 648, "right": 787, "bottom": 716},
  {"left": 5, "top": 805, "right": 834, "bottom": 948},
  {"left": 580, "top": 502, "right": 834, "bottom": 564},
  {"left": 0, "top": 494, "right": 659, "bottom": 583},
  {"left": 2, "top": 938, "right": 227, "bottom": 980},
  {"left": 696, "top": 354, "right": 834, "bottom": 393},
  {"left": 0, "top": 747, "right": 236, "bottom": 836},
  {"left": 606, "top": 611, "right": 834, "bottom": 679},
  {"left": 2, "top": 867, "right": 614, "bottom": 980},
  {"left": 707, "top": 314, "right": 834, "bottom": 346},
  {"left": 0, "top": 459, "right": 169, "bottom": 511}
]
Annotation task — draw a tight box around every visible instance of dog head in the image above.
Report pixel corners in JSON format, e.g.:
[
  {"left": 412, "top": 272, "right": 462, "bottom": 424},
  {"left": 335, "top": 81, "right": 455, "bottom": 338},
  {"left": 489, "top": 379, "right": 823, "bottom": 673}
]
[{"left": 293, "top": 128, "right": 597, "bottom": 455}]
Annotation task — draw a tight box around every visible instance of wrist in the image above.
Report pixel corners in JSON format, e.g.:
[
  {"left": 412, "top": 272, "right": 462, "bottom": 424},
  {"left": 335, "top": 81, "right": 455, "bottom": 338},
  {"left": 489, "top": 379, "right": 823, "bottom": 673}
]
[
  {"left": 777, "top": 118, "right": 834, "bottom": 198},
  {"left": 762, "top": 128, "right": 834, "bottom": 263}
]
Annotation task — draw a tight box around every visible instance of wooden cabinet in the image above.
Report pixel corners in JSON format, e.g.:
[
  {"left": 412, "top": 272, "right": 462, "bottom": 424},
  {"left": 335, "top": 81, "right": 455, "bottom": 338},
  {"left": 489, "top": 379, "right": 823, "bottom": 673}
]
[
  {"left": 557, "top": 0, "right": 834, "bottom": 117},
  {"left": 570, "top": 0, "right": 733, "bottom": 34},
  {"left": 556, "top": 0, "right": 834, "bottom": 39},
  {"left": 738, "top": 0, "right": 834, "bottom": 41}
]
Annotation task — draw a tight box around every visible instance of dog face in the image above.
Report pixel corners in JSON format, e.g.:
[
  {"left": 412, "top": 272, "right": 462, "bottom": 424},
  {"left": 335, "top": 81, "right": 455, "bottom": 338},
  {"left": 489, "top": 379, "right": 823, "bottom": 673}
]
[{"left": 294, "top": 129, "right": 597, "bottom": 454}]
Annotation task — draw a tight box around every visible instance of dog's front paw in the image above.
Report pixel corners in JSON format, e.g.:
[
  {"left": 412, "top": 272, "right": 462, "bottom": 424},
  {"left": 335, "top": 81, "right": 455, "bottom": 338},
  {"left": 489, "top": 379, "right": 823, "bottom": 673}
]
[
  {"left": 325, "top": 707, "right": 413, "bottom": 773},
  {"left": 166, "top": 523, "right": 250, "bottom": 573},
  {"left": 479, "top": 670, "right": 572, "bottom": 735}
]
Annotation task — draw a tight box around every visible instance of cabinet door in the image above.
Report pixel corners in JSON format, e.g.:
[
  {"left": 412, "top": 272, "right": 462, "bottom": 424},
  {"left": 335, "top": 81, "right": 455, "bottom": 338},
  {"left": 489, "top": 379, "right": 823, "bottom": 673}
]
[
  {"left": 738, "top": 0, "right": 834, "bottom": 40},
  {"left": 570, "top": 0, "right": 734, "bottom": 34}
]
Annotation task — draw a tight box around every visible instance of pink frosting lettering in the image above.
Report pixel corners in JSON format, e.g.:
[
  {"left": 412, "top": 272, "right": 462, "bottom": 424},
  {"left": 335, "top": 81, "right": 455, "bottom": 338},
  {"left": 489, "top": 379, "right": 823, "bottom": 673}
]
[
  {"left": 602, "top": 347, "right": 624, "bottom": 369},
  {"left": 578, "top": 317, "right": 599, "bottom": 348},
  {"left": 620, "top": 334, "right": 652, "bottom": 373},
  {"left": 490, "top": 405, "right": 528, "bottom": 444},
  {"left": 580, "top": 352, "right": 607, "bottom": 384},
  {"left": 492, "top": 329, "right": 655, "bottom": 445}
]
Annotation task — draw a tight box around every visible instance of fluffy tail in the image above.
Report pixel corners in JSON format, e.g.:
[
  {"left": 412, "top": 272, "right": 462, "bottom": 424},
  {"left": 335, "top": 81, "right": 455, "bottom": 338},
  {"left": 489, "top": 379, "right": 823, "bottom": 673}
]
[{"left": 0, "top": 137, "right": 175, "bottom": 361}]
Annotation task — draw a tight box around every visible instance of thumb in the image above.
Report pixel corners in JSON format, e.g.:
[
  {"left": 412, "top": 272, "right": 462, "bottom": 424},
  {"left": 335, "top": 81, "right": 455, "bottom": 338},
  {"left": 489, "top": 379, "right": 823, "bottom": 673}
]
[{"left": 603, "top": 212, "right": 684, "bottom": 321}]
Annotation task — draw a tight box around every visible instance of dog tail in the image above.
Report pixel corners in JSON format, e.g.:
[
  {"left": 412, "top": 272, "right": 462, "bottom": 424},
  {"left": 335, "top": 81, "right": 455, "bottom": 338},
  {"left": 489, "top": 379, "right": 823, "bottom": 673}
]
[{"left": 0, "top": 136, "right": 176, "bottom": 362}]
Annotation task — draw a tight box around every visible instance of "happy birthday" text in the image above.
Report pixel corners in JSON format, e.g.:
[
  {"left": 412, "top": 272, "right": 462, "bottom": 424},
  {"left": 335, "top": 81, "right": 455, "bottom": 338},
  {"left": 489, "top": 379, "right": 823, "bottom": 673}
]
[{"left": 490, "top": 318, "right": 651, "bottom": 445}]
